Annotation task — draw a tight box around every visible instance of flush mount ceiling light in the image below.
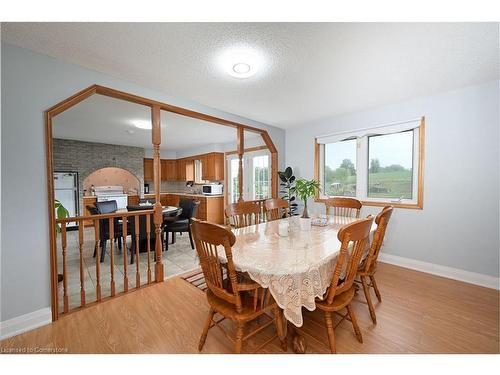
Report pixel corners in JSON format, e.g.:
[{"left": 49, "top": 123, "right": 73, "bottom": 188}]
[
  {"left": 217, "top": 46, "right": 266, "bottom": 79},
  {"left": 132, "top": 120, "right": 152, "bottom": 130},
  {"left": 232, "top": 62, "right": 251, "bottom": 75}
]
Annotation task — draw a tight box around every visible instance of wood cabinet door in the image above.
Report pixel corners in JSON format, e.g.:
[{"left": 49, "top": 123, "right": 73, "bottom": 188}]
[
  {"left": 165, "top": 194, "right": 180, "bottom": 207},
  {"left": 195, "top": 198, "right": 207, "bottom": 220},
  {"left": 177, "top": 160, "right": 186, "bottom": 181},
  {"left": 166, "top": 160, "right": 177, "bottom": 180},
  {"left": 185, "top": 160, "right": 194, "bottom": 181},
  {"left": 160, "top": 194, "right": 168, "bottom": 206},
  {"left": 160, "top": 160, "right": 168, "bottom": 181},
  {"left": 127, "top": 195, "right": 139, "bottom": 206},
  {"left": 144, "top": 158, "right": 154, "bottom": 181},
  {"left": 213, "top": 153, "right": 224, "bottom": 181},
  {"left": 83, "top": 197, "right": 97, "bottom": 227},
  {"left": 161, "top": 160, "right": 177, "bottom": 181},
  {"left": 202, "top": 153, "right": 214, "bottom": 181}
]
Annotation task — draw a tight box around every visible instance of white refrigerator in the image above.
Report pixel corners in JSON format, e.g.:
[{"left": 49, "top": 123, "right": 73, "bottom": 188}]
[{"left": 54, "top": 172, "right": 79, "bottom": 228}]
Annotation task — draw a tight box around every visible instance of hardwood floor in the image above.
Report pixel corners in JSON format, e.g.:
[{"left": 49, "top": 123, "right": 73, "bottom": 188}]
[{"left": 1, "top": 263, "right": 498, "bottom": 354}]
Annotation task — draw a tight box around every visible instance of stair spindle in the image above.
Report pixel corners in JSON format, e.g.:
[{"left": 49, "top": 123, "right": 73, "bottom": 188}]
[
  {"left": 95, "top": 219, "right": 102, "bottom": 301},
  {"left": 122, "top": 216, "right": 129, "bottom": 292},
  {"left": 109, "top": 218, "right": 116, "bottom": 297},
  {"left": 134, "top": 214, "right": 140, "bottom": 288},
  {"left": 146, "top": 213, "right": 152, "bottom": 284},
  {"left": 78, "top": 222, "right": 86, "bottom": 306},
  {"left": 61, "top": 222, "right": 69, "bottom": 313}
]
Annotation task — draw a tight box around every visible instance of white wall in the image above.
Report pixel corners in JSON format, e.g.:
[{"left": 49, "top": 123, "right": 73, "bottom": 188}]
[
  {"left": 0, "top": 43, "right": 286, "bottom": 322},
  {"left": 286, "top": 81, "right": 500, "bottom": 277}
]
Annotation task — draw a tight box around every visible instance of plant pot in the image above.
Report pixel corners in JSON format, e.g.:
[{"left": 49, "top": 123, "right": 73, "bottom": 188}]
[{"left": 299, "top": 217, "right": 312, "bottom": 231}]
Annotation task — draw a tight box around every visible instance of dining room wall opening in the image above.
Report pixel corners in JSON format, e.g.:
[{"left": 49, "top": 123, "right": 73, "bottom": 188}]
[{"left": 45, "top": 84, "right": 280, "bottom": 320}]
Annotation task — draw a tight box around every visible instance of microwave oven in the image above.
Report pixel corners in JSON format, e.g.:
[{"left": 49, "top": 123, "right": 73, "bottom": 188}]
[{"left": 202, "top": 184, "right": 223, "bottom": 195}]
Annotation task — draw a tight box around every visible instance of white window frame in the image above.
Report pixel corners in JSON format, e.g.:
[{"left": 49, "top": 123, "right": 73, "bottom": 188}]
[
  {"left": 316, "top": 117, "right": 424, "bottom": 209},
  {"left": 226, "top": 149, "right": 271, "bottom": 203}
]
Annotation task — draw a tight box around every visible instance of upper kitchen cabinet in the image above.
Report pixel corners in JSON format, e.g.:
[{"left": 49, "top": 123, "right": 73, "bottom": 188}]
[
  {"left": 161, "top": 159, "right": 177, "bottom": 181},
  {"left": 177, "top": 158, "right": 194, "bottom": 181},
  {"left": 202, "top": 152, "right": 224, "bottom": 181},
  {"left": 185, "top": 159, "right": 195, "bottom": 181},
  {"left": 143, "top": 158, "right": 154, "bottom": 181}
]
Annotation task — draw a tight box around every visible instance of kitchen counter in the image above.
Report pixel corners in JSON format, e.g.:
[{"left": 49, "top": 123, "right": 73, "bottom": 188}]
[
  {"left": 141, "top": 192, "right": 224, "bottom": 199},
  {"left": 84, "top": 192, "right": 225, "bottom": 224}
]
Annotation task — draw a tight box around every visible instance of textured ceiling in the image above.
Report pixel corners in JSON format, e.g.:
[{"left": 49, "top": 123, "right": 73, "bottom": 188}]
[
  {"left": 3, "top": 23, "right": 499, "bottom": 128},
  {"left": 52, "top": 94, "right": 252, "bottom": 151}
]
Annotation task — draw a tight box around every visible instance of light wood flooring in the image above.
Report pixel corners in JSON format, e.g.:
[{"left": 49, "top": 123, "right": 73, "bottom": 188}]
[
  {"left": 56, "top": 227, "right": 200, "bottom": 313},
  {"left": 1, "top": 263, "right": 498, "bottom": 353}
]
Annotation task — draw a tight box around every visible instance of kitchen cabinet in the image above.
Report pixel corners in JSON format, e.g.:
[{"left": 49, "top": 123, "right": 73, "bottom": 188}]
[
  {"left": 176, "top": 159, "right": 185, "bottom": 181},
  {"left": 83, "top": 196, "right": 97, "bottom": 227},
  {"left": 128, "top": 195, "right": 140, "bottom": 206},
  {"left": 185, "top": 159, "right": 194, "bottom": 181},
  {"left": 177, "top": 159, "right": 195, "bottom": 181},
  {"left": 161, "top": 159, "right": 177, "bottom": 181},
  {"left": 143, "top": 158, "right": 154, "bottom": 181},
  {"left": 202, "top": 152, "right": 224, "bottom": 181},
  {"left": 166, "top": 194, "right": 180, "bottom": 207},
  {"left": 160, "top": 194, "right": 168, "bottom": 206}
]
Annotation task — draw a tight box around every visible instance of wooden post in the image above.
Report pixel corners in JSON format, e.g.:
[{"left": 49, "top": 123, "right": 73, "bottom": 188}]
[
  {"left": 152, "top": 105, "right": 164, "bottom": 282},
  {"left": 261, "top": 131, "right": 278, "bottom": 199},
  {"left": 237, "top": 127, "right": 244, "bottom": 202}
]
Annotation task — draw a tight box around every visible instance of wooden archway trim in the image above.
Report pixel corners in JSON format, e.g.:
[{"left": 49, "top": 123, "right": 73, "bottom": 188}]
[{"left": 45, "top": 84, "right": 279, "bottom": 321}]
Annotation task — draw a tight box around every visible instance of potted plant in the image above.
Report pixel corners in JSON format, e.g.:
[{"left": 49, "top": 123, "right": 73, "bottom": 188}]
[
  {"left": 294, "top": 178, "right": 320, "bottom": 230},
  {"left": 278, "top": 166, "right": 298, "bottom": 216}
]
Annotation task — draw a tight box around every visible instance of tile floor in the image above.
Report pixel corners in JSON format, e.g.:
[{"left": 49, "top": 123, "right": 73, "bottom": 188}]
[{"left": 56, "top": 227, "right": 200, "bottom": 313}]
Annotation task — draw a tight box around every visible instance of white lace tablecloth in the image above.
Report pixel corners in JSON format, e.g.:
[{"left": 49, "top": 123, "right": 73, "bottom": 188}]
[{"left": 223, "top": 216, "right": 376, "bottom": 327}]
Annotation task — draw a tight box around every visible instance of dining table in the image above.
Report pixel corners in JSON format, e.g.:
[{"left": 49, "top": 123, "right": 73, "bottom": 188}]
[
  {"left": 224, "top": 215, "right": 377, "bottom": 353},
  {"left": 123, "top": 204, "right": 182, "bottom": 218}
]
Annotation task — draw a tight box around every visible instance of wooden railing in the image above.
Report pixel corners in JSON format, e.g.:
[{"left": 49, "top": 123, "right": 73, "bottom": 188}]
[{"left": 55, "top": 209, "right": 161, "bottom": 315}]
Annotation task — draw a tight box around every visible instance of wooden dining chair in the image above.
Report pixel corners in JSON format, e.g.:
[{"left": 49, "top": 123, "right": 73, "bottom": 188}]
[
  {"left": 356, "top": 206, "right": 393, "bottom": 324},
  {"left": 225, "top": 201, "right": 262, "bottom": 228},
  {"left": 324, "top": 197, "right": 362, "bottom": 218},
  {"left": 191, "top": 219, "right": 286, "bottom": 353},
  {"left": 313, "top": 216, "right": 374, "bottom": 353},
  {"left": 265, "top": 198, "right": 290, "bottom": 221}
]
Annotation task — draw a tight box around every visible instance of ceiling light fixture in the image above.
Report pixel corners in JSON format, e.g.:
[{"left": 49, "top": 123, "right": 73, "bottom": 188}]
[
  {"left": 217, "top": 46, "right": 265, "bottom": 79},
  {"left": 232, "top": 62, "right": 251, "bottom": 75},
  {"left": 132, "top": 120, "right": 152, "bottom": 130}
]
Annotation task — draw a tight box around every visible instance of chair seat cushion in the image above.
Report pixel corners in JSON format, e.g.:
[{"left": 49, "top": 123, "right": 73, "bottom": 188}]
[
  {"left": 315, "top": 286, "right": 356, "bottom": 312},
  {"left": 206, "top": 289, "right": 273, "bottom": 322},
  {"left": 165, "top": 219, "right": 190, "bottom": 230}
]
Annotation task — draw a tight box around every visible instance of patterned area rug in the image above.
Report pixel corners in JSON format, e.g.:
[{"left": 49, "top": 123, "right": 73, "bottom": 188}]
[{"left": 181, "top": 268, "right": 207, "bottom": 291}]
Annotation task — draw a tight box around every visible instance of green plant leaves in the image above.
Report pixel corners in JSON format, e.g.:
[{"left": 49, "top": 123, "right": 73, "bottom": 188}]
[{"left": 54, "top": 199, "right": 70, "bottom": 234}]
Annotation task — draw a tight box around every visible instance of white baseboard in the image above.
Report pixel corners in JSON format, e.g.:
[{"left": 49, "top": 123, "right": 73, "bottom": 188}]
[
  {"left": 0, "top": 308, "right": 52, "bottom": 340},
  {"left": 379, "top": 253, "right": 500, "bottom": 290}
]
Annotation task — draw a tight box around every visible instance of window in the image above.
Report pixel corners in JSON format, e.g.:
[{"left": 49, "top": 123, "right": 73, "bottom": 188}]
[
  {"left": 324, "top": 139, "right": 357, "bottom": 197},
  {"left": 252, "top": 154, "right": 270, "bottom": 200},
  {"left": 227, "top": 150, "right": 271, "bottom": 203},
  {"left": 316, "top": 117, "right": 424, "bottom": 208},
  {"left": 368, "top": 131, "right": 413, "bottom": 200},
  {"left": 228, "top": 158, "right": 240, "bottom": 204}
]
